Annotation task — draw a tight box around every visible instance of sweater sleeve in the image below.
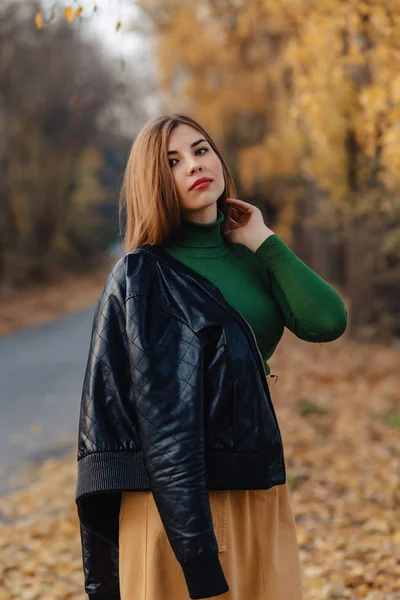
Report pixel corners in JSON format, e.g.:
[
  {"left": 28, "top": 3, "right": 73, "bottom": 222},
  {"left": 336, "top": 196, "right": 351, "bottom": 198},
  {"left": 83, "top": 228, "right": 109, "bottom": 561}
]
[{"left": 255, "top": 234, "right": 348, "bottom": 342}]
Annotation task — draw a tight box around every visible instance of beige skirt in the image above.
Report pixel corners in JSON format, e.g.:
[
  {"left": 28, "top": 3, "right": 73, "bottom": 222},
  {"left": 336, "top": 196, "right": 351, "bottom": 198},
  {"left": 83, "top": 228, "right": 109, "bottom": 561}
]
[{"left": 119, "top": 482, "right": 304, "bottom": 600}]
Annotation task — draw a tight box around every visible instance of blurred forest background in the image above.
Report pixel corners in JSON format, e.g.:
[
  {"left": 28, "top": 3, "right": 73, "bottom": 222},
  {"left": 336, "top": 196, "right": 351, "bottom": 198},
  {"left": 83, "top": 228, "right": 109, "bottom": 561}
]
[
  {"left": 1, "top": 3, "right": 399, "bottom": 600},
  {"left": 1, "top": 0, "right": 399, "bottom": 342}
]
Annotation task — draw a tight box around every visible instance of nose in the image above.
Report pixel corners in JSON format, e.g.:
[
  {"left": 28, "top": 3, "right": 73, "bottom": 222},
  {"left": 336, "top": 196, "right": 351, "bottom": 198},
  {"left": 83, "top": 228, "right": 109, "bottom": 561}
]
[{"left": 188, "top": 163, "right": 202, "bottom": 175}]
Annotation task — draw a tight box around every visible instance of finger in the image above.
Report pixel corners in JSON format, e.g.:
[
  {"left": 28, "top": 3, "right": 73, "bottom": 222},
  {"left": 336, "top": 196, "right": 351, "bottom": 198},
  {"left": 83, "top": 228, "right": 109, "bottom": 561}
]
[
  {"left": 226, "top": 198, "right": 253, "bottom": 211},
  {"left": 231, "top": 208, "right": 241, "bottom": 217},
  {"left": 227, "top": 217, "right": 240, "bottom": 228},
  {"left": 231, "top": 207, "right": 248, "bottom": 219},
  {"left": 231, "top": 206, "right": 246, "bottom": 217}
]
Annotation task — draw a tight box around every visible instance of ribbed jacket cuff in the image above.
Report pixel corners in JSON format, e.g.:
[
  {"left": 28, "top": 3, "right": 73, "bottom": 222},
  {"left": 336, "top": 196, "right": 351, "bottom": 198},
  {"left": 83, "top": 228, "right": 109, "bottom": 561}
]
[
  {"left": 255, "top": 234, "right": 297, "bottom": 272},
  {"left": 88, "top": 593, "right": 120, "bottom": 600},
  {"left": 180, "top": 555, "right": 229, "bottom": 599}
]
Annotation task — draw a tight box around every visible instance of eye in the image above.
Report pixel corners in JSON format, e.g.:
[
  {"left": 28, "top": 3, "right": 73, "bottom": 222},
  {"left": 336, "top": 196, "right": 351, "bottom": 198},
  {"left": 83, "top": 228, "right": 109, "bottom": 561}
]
[
  {"left": 168, "top": 146, "right": 209, "bottom": 168},
  {"left": 196, "top": 146, "right": 208, "bottom": 155}
]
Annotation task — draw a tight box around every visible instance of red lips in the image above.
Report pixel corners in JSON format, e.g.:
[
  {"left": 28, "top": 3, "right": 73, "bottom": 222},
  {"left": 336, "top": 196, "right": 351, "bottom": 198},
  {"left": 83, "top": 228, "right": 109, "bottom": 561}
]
[{"left": 189, "top": 177, "right": 213, "bottom": 191}]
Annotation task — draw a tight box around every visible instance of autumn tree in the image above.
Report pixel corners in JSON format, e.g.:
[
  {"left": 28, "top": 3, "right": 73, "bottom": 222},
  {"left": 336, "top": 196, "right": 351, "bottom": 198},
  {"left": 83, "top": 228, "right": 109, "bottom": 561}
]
[
  {"left": 0, "top": 1, "right": 147, "bottom": 286},
  {"left": 135, "top": 0, "right": 400, "bottom": 340}
]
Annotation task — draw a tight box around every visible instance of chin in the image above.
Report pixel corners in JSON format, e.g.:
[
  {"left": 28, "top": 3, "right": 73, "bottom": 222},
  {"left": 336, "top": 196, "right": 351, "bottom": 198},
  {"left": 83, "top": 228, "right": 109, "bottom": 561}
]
[{"left": 183, "top": 197, "right": 217, "bottom": 211}]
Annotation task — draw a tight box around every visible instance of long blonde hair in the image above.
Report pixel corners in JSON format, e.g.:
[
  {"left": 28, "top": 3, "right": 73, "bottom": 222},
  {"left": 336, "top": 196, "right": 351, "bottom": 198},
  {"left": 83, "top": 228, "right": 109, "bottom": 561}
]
[{"left": 119, "top": 114, "right": 237, "bottom": 252}]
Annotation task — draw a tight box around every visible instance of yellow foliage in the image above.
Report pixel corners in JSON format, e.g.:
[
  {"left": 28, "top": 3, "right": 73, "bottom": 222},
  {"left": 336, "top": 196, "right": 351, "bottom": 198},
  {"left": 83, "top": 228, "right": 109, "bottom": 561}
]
[
  {"left": 35, "top": 12, "right": 43, "bottom": 30},
  {"left": 390, "top": 75, "right": 400, "bottom": 104},
  {"left": 75, "top": 6, "right": 84, "bottom": 18},
  {"left": 140, "top": 0, "right": 400, "bottom": 225},
  {"left": 64, "top": 6, "right": 74, "bottom": 23}
]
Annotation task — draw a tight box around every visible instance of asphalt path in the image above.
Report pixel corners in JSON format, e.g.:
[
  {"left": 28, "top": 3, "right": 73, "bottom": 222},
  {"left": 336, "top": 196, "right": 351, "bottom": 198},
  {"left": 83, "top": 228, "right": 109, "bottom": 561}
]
[{"left": 0, "top": 305, "right": 96, "bottom": 494}]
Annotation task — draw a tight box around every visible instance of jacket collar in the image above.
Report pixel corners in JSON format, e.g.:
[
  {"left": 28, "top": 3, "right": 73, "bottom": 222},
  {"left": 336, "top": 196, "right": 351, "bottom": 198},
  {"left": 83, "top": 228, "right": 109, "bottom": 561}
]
[{"left": 139, "top": 243, "right": 230, "bottom": 305}]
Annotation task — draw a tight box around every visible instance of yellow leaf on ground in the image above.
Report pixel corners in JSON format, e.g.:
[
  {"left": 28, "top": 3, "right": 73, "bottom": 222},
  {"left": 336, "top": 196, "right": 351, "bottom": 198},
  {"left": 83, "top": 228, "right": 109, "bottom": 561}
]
[{"left": 75, "top": 6, "right": 83, "bottom": 17}]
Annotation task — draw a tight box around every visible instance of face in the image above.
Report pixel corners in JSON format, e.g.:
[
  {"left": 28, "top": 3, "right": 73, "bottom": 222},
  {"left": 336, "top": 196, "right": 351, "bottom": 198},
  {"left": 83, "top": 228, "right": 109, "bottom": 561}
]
[{"left": 167, "top": 123, "right": 225, "bottom": 223}]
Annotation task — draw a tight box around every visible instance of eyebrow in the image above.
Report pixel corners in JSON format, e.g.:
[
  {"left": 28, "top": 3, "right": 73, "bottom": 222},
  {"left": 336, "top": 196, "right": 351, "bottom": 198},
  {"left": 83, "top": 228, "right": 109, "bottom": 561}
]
[{"left": 167, "top": 138, "right": 208, "bottom": 155}]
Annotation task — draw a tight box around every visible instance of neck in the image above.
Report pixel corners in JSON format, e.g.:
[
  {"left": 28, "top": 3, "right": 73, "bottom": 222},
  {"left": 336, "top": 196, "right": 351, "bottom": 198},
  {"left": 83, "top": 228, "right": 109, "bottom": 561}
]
[
  {"left": 181, "top": 203, "right": 218, "bottom": 224},
  {"left": 165, "top": 207, "right": 230, "bottom": 258}
]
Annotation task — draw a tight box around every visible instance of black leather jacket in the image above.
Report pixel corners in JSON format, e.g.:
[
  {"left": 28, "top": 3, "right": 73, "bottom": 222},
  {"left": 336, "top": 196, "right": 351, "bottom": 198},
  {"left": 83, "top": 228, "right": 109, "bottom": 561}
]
[{"left": 76, "top": 244, "right": 286, "bottom": 600}]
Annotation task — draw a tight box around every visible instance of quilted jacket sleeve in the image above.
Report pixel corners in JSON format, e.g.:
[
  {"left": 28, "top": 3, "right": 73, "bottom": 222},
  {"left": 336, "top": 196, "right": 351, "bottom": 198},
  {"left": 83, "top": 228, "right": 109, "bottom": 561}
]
[
  {"left": 80, "top": 522, "right": 120, "bottom": 600},
  {"left": 126, "top": 296, "right": 229, "bottom": 600}
]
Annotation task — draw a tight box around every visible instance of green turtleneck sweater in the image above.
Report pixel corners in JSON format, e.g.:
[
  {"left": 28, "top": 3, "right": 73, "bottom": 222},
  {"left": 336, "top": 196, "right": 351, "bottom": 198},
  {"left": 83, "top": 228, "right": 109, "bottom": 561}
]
[{"left": 162, "top": 208, "right": 347, "bottom": 376}]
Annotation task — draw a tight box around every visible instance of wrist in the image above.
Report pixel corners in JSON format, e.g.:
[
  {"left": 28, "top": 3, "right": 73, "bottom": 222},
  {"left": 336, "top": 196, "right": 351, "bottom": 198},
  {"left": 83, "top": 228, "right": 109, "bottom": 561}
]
[{"left": 246, "top": 229, "right": 275, "bottom": 253}]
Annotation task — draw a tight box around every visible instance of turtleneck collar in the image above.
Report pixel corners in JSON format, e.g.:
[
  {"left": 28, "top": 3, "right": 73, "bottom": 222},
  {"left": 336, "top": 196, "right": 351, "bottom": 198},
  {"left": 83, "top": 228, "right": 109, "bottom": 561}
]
[{"left": 165, "top": 208, "right": 230, "bottom": 258}]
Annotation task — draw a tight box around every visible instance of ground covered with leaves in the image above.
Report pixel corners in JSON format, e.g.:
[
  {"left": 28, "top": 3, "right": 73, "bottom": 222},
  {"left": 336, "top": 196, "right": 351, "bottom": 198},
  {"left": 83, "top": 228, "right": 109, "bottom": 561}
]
[{"left": 0, "top": 329, "right": 399, "bottom": 600}]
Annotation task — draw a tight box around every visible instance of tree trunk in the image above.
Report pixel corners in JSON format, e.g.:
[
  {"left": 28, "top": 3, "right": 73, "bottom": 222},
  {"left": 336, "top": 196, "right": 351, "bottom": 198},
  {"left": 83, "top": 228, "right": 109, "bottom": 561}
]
[{"left": 345, "top": 214, "right": 381, "bottom": 341}]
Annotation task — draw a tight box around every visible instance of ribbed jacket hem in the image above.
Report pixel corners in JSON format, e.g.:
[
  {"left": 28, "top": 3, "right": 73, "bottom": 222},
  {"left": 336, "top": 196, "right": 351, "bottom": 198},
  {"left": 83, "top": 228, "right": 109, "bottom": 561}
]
[
  {"left": 88, "top": 593, "right": 120, "bottom": 600},
  {"left": 180, "top": 555, "right": 229, "bottom": 599},
  {"left": 75, "top": 448, "right": 286, "bottom": 501}
]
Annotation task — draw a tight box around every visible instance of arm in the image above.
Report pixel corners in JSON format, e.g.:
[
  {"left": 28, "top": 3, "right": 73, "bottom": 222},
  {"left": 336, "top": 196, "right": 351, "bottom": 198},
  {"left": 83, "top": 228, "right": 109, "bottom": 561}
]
[
  {"left": 254, "top": 234, "right": 348, "bottom": 341},
  {"left": 80, "top": 522, "right": 120, "bottom": 600},
  {"left": 76, "top": 271, "right": 124, "bottom": 600},
  {"left": 126, "top": 296, "right": 229, "bottom": 600}
]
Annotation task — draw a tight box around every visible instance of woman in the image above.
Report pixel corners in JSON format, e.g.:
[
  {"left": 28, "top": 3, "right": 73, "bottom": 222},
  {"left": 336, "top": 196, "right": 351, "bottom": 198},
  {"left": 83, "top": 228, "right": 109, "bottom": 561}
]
[{"left": 75, "top": 114, "right": 347, "bottom": 600}]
